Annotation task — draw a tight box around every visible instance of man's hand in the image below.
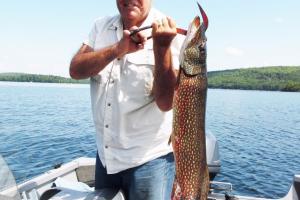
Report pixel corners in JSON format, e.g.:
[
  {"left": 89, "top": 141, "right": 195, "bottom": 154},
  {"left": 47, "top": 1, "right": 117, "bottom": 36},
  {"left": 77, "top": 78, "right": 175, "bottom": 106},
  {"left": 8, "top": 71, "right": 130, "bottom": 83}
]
[
  {"left": 151, "top": 17, "right": 178, "bottom": 111},
  {"left": 117, "top": 26, "right": 147, "bottom": 58},
  {"left": 152, "top": 17, "right": 177, "bottom": 48}
]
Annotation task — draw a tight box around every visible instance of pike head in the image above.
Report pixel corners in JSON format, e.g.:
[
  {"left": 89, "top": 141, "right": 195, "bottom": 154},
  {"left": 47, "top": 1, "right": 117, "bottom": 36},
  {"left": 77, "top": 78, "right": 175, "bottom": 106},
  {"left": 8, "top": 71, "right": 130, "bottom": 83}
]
[{"left": 179, "top": 2, "right": 209, "bottom": 77}]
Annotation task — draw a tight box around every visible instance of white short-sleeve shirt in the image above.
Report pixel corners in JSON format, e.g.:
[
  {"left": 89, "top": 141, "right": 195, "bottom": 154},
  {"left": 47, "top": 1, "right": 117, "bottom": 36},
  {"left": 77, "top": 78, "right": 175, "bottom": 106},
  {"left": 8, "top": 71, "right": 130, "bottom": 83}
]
[{"left": 84, "top": 8, "right": 184, "bottom": 174}]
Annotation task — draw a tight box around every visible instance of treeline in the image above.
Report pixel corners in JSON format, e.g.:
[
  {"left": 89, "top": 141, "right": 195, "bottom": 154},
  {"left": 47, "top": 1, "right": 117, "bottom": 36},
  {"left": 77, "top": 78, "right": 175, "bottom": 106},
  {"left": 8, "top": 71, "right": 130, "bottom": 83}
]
[
  {"left": 0, "top": 73, "right": 89, "bottom": 84},
  {"left": 208, "top": 66, "right": 300, "bottom": 92},
  {"left": 1, "top": 66, "right": 300, "bottom": 92}
]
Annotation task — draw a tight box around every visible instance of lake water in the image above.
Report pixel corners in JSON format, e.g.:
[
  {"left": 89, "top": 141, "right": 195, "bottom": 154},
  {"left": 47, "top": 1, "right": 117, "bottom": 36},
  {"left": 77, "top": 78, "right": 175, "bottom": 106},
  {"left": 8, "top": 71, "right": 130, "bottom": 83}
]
[{"left": 0, "top": 81, "right": 299, "bottom": 198}]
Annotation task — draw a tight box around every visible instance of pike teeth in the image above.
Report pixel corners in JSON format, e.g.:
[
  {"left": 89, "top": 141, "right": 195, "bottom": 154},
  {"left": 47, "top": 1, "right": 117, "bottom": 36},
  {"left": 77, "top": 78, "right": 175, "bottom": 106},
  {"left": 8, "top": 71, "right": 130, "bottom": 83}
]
[{"left": 179, "top": 19, "right": 198, "bottom": 63}]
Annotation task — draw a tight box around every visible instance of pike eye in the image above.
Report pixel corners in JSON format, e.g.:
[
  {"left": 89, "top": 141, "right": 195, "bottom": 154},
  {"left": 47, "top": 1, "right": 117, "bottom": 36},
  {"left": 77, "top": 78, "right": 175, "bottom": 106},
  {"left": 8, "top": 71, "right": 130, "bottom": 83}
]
[{"left": 198, "top": 46, "right": 205, "bottom": 54}]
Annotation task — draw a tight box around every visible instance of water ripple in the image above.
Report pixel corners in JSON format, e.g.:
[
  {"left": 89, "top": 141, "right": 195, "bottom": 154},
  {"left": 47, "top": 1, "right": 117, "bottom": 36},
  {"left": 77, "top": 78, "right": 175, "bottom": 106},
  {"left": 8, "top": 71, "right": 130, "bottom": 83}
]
[{"left": 0, "top": 84, "right": 299, "bottom": 198}]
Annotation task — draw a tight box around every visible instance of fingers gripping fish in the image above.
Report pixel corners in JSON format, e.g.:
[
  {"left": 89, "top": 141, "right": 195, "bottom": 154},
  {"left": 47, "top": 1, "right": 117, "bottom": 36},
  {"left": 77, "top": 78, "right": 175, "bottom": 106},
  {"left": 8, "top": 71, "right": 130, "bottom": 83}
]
[{"left": 170, "top": 2, "right": 209, "bottom": 200}]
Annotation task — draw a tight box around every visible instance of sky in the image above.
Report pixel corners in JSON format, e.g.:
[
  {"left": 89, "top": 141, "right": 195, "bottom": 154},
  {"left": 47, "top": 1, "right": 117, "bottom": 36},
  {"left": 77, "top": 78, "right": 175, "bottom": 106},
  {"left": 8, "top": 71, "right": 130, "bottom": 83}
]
[{"left": 0, "top": 0, "right": 299, "bottom": 77}]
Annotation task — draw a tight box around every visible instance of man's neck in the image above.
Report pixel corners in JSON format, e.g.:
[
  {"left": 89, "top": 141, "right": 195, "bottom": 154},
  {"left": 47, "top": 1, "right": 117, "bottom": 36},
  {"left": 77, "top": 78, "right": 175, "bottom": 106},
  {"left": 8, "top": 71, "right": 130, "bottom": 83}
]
[{"left": 122, "top": 13, "right": 149, "bottom": 29}]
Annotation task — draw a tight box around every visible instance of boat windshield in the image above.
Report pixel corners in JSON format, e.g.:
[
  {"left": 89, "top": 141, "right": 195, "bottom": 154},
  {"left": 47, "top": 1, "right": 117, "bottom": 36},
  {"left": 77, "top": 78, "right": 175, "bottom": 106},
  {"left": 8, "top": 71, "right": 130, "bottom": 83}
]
[{"left": 0, "top": 155, "right": 21, "bottom": 200}]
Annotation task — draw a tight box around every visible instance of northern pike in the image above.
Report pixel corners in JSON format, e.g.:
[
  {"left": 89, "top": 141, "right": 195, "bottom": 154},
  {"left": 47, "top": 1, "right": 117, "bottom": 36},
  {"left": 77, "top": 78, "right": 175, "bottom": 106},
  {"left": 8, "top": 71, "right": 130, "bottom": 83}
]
[{"left": 170, "top": 3, "right": 210, "bottom": 200}]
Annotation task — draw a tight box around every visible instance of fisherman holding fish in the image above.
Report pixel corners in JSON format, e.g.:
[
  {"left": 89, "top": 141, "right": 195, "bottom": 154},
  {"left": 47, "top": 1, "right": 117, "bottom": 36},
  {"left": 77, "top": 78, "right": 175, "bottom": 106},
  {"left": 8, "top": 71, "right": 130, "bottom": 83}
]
[{"left": 69, "top": 0, "right": 184, "bottom": 199}]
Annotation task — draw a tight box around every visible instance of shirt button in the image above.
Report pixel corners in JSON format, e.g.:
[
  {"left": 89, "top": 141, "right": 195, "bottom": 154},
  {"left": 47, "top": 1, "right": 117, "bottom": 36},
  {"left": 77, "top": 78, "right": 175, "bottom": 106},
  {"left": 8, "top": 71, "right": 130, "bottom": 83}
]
[
  {"left": 107, "top": 103, "right": 111, "bottom": 107},
  {"left": 111, "top": 80, "right": 115, "bottom": 84},
  {"left": 105, "top": 125, "right": 109, "bottom": 128},
  {"left": 105, "top": 145, "right": 108, "bottom": 149}
]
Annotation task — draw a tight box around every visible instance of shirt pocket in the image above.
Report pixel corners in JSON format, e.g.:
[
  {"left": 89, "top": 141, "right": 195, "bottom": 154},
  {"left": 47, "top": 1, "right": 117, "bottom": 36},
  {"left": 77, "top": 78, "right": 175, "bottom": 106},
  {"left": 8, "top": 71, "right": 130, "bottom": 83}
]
[{"left": 125, "top": 48, "right": 155, "bottom": 98}]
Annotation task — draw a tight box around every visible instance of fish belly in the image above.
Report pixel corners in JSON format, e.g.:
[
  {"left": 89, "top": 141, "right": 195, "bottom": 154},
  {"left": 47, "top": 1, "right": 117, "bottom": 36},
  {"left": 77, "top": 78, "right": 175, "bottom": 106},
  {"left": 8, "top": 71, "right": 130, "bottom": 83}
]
[{"left": 171, "top": 72, "right": 210, "bottom": 200}]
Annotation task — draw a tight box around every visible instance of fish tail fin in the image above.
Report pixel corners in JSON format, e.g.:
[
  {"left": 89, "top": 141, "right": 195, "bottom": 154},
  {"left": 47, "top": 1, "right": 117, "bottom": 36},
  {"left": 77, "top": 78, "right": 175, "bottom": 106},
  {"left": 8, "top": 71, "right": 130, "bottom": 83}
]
[{"left": 171, "top": 177, "right": 182, "bottom": 200}]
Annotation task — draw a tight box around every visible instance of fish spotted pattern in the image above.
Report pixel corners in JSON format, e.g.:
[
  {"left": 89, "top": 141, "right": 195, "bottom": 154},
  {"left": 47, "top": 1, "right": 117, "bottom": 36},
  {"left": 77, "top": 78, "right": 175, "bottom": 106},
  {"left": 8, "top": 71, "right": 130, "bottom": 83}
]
[{"left": 171, "top": 3, "right": 210, "bottom": 200}]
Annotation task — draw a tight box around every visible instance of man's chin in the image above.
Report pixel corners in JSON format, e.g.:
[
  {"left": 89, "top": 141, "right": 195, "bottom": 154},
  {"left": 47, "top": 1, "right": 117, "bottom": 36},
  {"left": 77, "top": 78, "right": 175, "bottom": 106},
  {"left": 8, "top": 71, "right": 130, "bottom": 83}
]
[{"left": 124, "top": 12, "right": 141, "bottom": 21}]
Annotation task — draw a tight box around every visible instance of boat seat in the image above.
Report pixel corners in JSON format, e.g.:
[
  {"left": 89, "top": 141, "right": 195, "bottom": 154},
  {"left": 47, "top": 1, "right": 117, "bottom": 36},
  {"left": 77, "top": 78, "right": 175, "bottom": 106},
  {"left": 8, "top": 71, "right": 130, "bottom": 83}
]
[
  {"left": 39, "top": 188, "right": 60, "bottom": 200},
  {"left": 40, "top": 188, "right": 125, "bottom": 200},
  {"left": 39, "top": 177, "right": 125, "bottom": 200}
]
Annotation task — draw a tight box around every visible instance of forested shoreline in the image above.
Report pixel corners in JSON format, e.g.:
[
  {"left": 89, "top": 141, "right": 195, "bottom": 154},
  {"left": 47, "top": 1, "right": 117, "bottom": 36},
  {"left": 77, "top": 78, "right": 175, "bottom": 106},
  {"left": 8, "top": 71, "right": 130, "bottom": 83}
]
[
  {"left": 1, "top": 66, "right": 299, "bottom": 91},
  {"left": 0, "top": 73, "right": 89, "bottom": 84},
  {"left": 208, "top": 66, "right": 300, "bottom": 92}
]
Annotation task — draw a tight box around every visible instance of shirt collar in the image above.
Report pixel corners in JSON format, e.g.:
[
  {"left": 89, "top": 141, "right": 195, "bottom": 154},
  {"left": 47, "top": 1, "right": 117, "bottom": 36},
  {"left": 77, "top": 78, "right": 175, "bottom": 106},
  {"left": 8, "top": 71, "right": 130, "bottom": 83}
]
[
  {"left": 113, "top": 16, "right": 122, "bottom": 29},
  {"left": 108, "top": 15, "right": 122, "bottom": 30},
  {"left": 109, "top": 8, "right": 160, "bottom": 30},
  {"left": 140, "top": 8, "right": 158, "bottom": 28},
  {"left": 108, "top": 8, "right": 161, "bottom": 45}
]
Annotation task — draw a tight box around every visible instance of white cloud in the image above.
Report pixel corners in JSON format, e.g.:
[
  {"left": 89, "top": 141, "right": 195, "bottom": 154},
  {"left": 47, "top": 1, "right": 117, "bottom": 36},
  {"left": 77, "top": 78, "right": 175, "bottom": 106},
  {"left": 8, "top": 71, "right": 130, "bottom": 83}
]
[{"left": 225, "top": 46, "right": 244, "bottom": 57}]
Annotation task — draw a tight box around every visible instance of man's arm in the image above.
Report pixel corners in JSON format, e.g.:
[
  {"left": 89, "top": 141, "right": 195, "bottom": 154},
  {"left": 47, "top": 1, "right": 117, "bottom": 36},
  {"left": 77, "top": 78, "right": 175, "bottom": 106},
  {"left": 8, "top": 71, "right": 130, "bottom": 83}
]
[
  {"left": 70, "top": 44, "right": 119, "bottom": 79},
  {"left": 152, "top": 17, "right": 178, "bottom": 112},
  {"left": 70, "top": 29, "right": 147, "bottom": 80}
]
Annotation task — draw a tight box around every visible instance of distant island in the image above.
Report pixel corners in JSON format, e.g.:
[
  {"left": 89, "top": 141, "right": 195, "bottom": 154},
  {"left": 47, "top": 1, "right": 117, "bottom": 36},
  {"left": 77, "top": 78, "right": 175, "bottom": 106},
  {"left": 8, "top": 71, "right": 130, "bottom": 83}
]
[
  {"left": 0, "top": 72, "right": 89, "bottom": 84},
  {"left": 1, "top": 66, "right": 299, "bottom": 92}
]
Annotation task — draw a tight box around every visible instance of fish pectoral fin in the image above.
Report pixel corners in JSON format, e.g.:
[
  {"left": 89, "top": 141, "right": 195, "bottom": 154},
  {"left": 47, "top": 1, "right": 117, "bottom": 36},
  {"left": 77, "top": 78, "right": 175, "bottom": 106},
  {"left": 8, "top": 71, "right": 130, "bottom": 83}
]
[
  {"left": 171, "top": 177, "right": 182, "bottom": 200},
  {"left": 175, "top": 68, "right": 181, "bottom": 91},
  {"left": 168, "top": 132, "right": 173, "bottom": 145}
]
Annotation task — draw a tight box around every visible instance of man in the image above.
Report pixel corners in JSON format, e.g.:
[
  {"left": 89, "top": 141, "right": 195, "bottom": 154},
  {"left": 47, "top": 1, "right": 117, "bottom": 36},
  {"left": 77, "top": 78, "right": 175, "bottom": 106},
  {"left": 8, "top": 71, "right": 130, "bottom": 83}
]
[{"left": 69, "top": 0, "right": 184, "bottom": 199}]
